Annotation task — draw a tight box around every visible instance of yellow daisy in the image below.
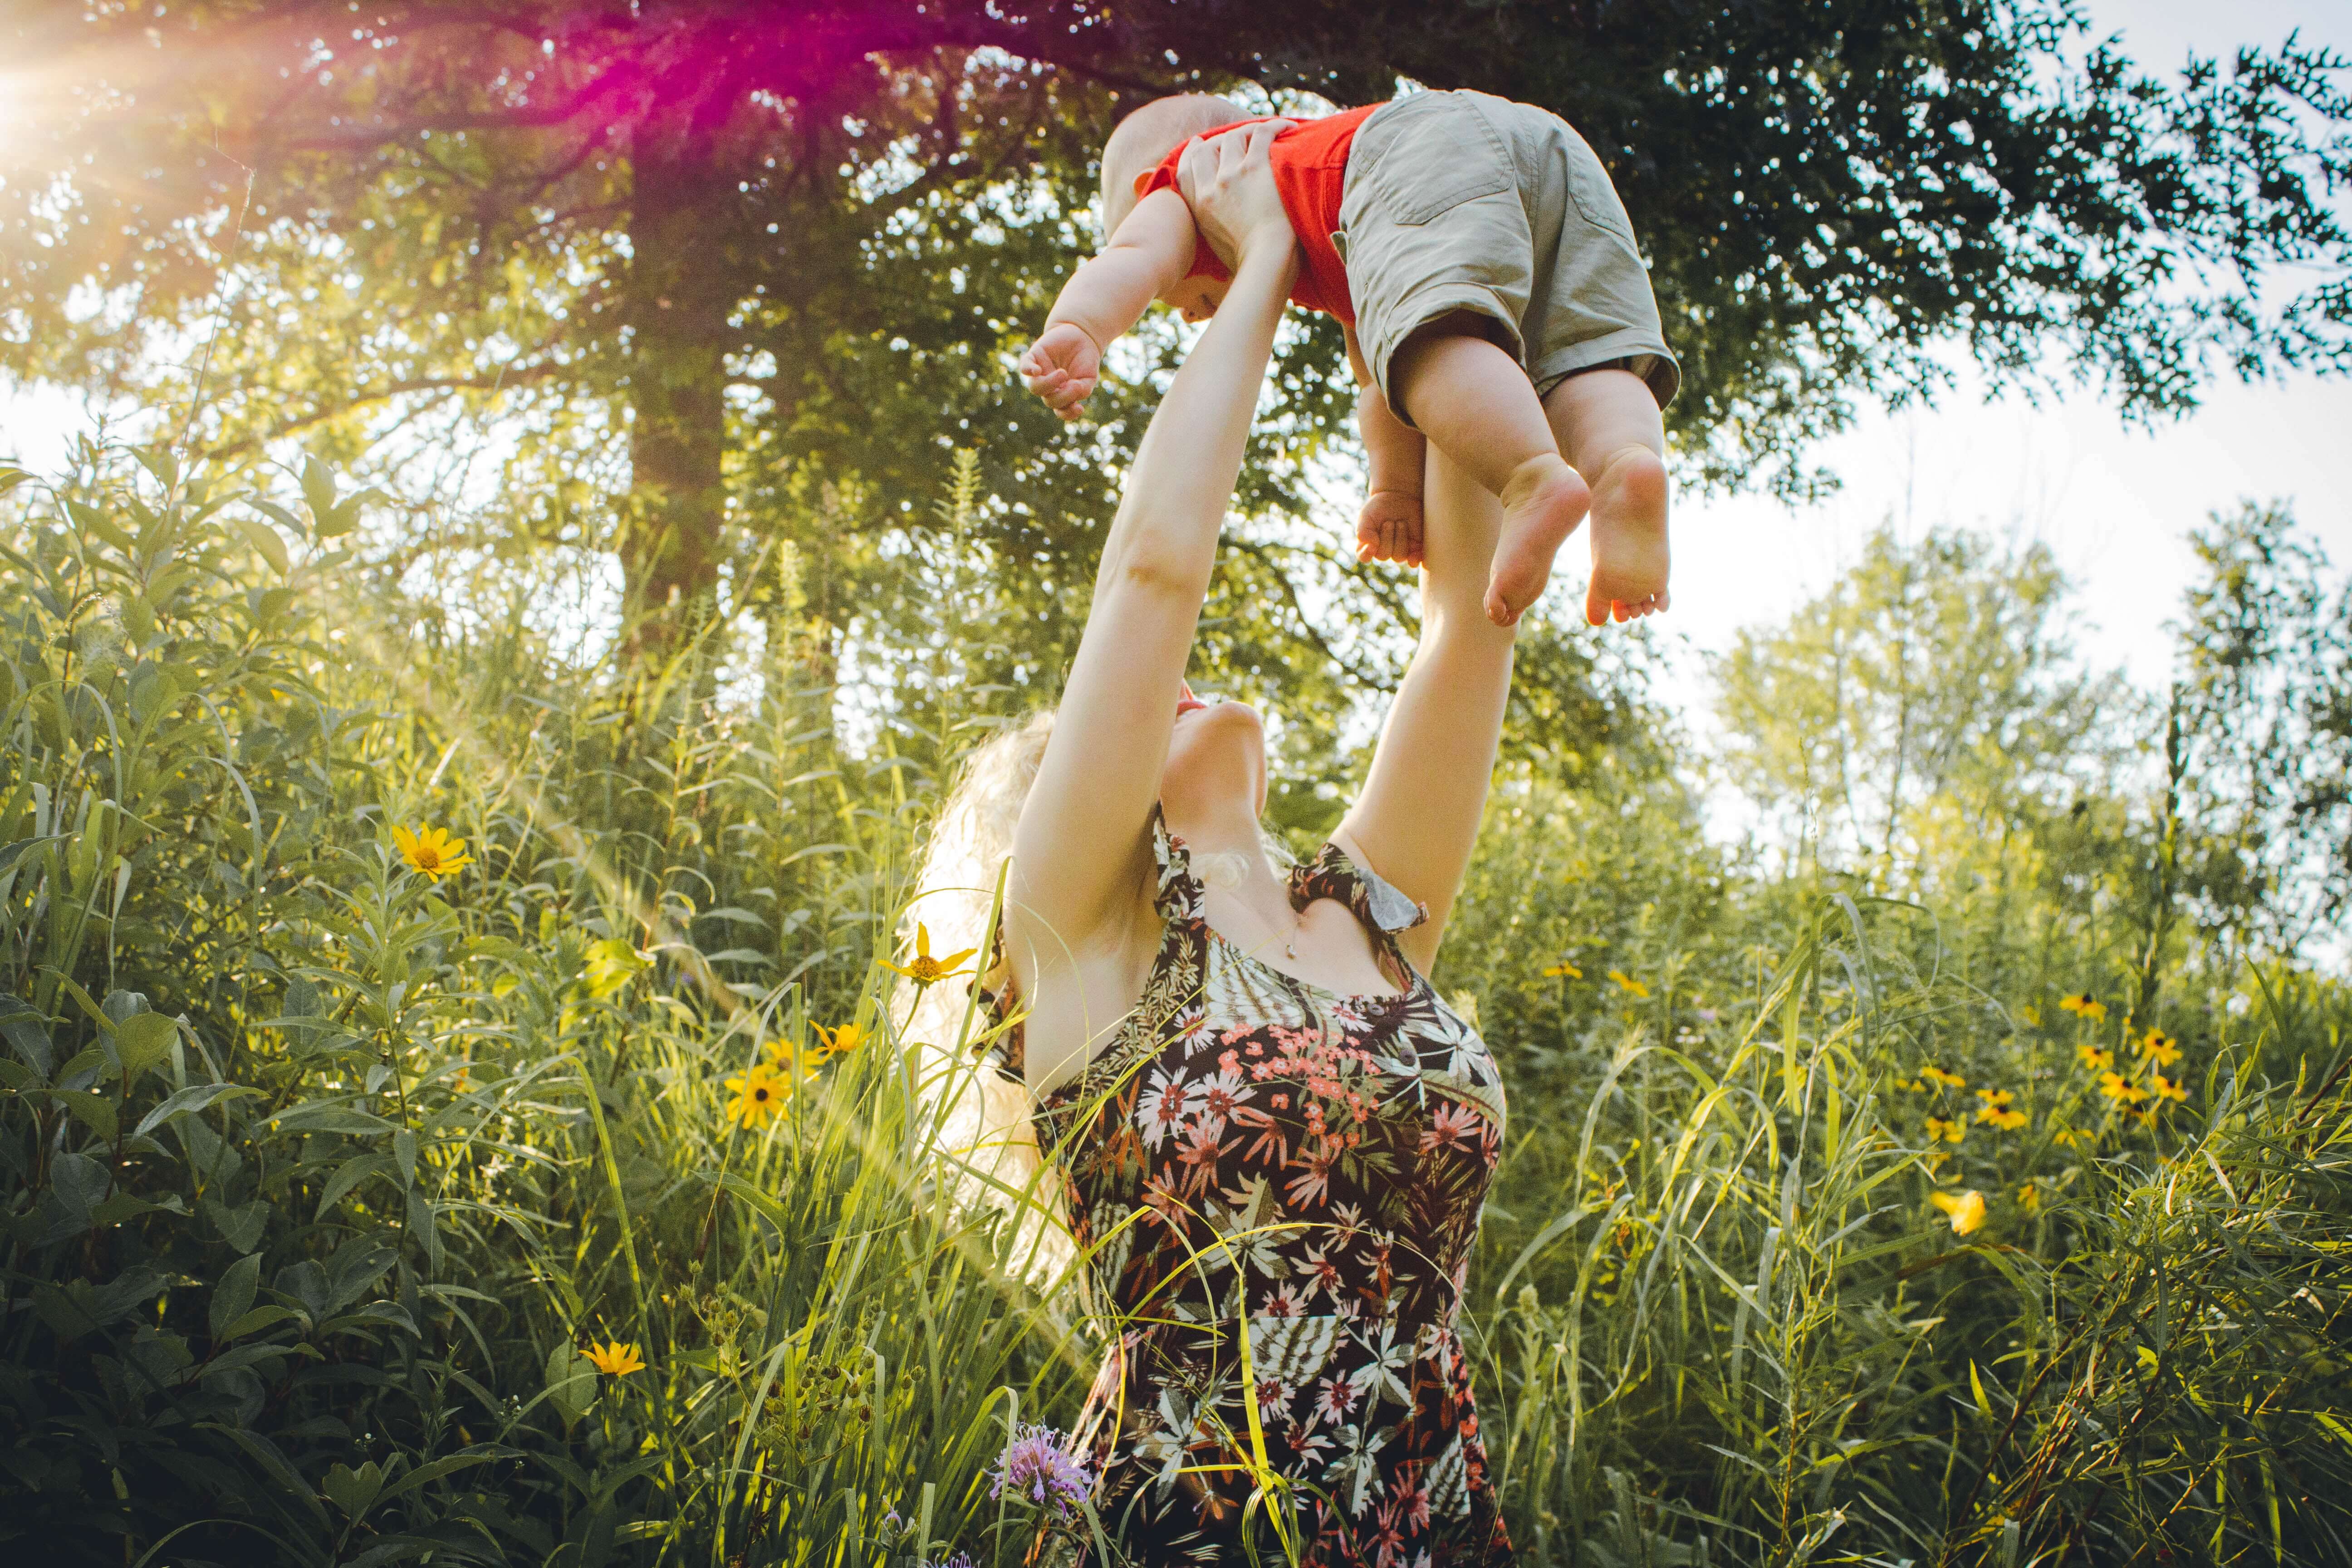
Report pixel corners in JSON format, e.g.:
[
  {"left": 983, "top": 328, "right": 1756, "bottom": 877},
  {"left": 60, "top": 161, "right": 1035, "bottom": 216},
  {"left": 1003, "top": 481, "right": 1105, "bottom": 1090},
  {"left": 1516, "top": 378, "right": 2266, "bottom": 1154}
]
[
  {"left": 1542, "top": 960, "right": 1583, "bottom": 980},
  {"left": 724, "top": 1063, "right": 790, "bottom": 1128},
  {"left": 2150, "top": 1071, "right": 2189, "bottom": 1103},
  {"left": 2098, "top": 1070, "right": 2147, "bottom": 1106},
  {"left": 1922, "top": 1065, "right": 1967, "bottom": 1089},
  {"left": 881, "top": 923, "right": 977, "bottom": 987},
  {"left": 1606, "top": 969, "right": 1650, "bottom": 998},
  {"left": 1925, "top": 1115, "right": 1966, "bottom": 1145},
  {"left": 2137, "top": 1029, "right": 2181, "bottom": 1067},
  {"left": 392, "top": 823, "right": 474, "bottom": 881},
  {"left": 2076, "top": 1043, "right": 2113, "bottom": 1072},
  {"left": 583, "top": 1339, "right": 645, "bottom": 1377}
]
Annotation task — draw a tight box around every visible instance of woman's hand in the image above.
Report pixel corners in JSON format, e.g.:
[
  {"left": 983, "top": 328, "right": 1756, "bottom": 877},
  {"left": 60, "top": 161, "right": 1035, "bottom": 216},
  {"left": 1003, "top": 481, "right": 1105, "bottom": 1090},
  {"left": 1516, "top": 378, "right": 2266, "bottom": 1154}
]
[{"left": 1178, "top": 120, "right": 1297, "bottom": 272}]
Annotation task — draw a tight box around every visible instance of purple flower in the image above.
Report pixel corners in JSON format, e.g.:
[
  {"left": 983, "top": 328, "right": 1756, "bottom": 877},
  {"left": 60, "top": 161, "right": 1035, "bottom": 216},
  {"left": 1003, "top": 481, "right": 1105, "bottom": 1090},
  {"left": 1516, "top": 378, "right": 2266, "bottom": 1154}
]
[{"left": 989, "top": 1422, "right": 1091, "bottom": 1517}]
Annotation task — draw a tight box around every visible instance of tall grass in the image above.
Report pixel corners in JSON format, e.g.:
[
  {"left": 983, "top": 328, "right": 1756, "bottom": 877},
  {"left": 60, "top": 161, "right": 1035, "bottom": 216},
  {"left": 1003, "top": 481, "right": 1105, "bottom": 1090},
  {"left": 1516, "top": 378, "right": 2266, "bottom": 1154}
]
[{"left": 2, "top": 447, "right": 2348, "bottom": 1566}]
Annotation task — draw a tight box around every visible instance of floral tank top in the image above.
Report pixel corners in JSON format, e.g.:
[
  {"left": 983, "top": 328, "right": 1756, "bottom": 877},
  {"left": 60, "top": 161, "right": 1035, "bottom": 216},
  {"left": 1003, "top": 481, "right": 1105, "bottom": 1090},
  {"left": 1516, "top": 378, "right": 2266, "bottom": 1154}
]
[{"left": 991, "top": 811, "right": 1514, "bottom": 1565}]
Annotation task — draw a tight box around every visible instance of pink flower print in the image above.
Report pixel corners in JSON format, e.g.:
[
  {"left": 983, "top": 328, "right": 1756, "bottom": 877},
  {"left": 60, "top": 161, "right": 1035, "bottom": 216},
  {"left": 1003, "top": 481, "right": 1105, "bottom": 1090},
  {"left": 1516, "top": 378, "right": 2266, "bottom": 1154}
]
[
  {"left": 1313, "top": 1375, "right": 1360, "bottom": 1424},
  {"left": 1173, "top": 1120, "right": 1230, "bottom": 1195},
  {"left": 1330, "top": 1203, "right": 1365, "bottom": 1245},
  {"left": 1418, "top": 1100, "right": 1482, "bottom": 1155},
  {"left": 1394, "top": 1468, "right": 1431, "bottom": 1531},
  {"left": 1307, "top": 1246, "right": 1344, "bottom": 1300},
  {"left": 1264, "top": 1283, "right": 1309, "bottom": 1318},
  {"left": 1286, "top": 1144, "right": 1337, "bottom": 1208},
  {"left": 1195, "top": 1065, "right": 1250, "bottom": 1137},
  {"left": 1135, "top": 1063, "right": 1199, "bottom": 1151},
  {"left": 1255, "top": 1375, "right": 1291, "bottom": 1420}
]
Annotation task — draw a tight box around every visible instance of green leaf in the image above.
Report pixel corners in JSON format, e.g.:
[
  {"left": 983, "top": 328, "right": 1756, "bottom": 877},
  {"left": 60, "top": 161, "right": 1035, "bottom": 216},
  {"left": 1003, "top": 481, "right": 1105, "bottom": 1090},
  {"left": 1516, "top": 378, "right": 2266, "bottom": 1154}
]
[
  {"left": 230, "top": 513, "right": 291, "bottom": 578},
  {"left": 299, "top": 455, "right": 338, "bottom": 529},
  {"left": 315, "top": 1151, "right": 395, "bottom": 1218},
  {"left": 134, "top": 1082, "right": 261, "bottom": 1138},
  {"left": 323, "top": 1458, "right": 384, "bottom": 1519},
  {"left": 202, "top": 1196, "right": 271, "bottom": 1252},
  {"left": 0, "top": 464, "right": 31, "bottom": 499},
  {"left": 68, "top": 499, "right": 135, "bottom": 556},
  {"left": 218, "top": 1303, "right": 304, "bottom": 1341},
  {"left": 372, "top": 1444, "right": 520, "bottom": 1506},
  {"left": 545, "top": 1341, "right": 598, "bottom": 1426},
  {"left": 211, "top": 1252, "right": 262, "bottom": 1339},
  {"left": 56, "top": 1088, "right": 118, "bottom": 1143},
  {"left": 114, "top": 1010, "right": 176, "bottom": 1084}
]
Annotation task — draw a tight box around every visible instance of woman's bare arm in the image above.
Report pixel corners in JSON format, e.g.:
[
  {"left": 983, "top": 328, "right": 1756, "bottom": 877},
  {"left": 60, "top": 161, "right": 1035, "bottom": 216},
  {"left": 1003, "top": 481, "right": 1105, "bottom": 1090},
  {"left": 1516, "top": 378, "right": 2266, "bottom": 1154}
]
[
  {"left": 1009, "top": 126, "right": 1300, "bottom": 966},
  {"left": 1333, "top": 446, "right": 1517, "bottom": 974}
]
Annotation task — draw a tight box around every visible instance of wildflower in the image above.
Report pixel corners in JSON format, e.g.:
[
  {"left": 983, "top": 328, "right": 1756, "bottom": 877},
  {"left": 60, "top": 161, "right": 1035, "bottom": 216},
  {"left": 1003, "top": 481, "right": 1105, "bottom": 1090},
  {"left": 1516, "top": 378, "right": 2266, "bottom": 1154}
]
[
  {"left": 2098, "top": 1070, "right": 2147, "bottom": 1106},
  {"left": 2051, "top": 1125, "right": 2091, "bottom": 1149},
  {"left": 582, "top": 938, "right": 649, "bottom": 1000},
  {"left": 2137, "top": 1029, "right": 2181, "bottom": 1067},
  {"left": 583, "top": 1339, "right": 645, "bottom": 1377},
  {"left": 2019, "top": 1004, "right": 2041, "bottom": 1027},
  {"left": 2017, "top": 1181, "right": 2041, "bottom": 1214},
  {"left": 1924, "top": 1115, "right": 1965, "bottom": 1145},
  {"left": 1542, "top": 960, "right": 1583, "bottom": 981},
  {"left": 818, "top": 1020, "right": 868, "bottom": 1057},
  {"left": 724, "top": 1063, "right": 790, "bottom": 1128},
  {"left": 392, "top": 823, "right": 474, "bottom": 882},
  {"left": 1894, "top": 1077, "right": 1923, "bottom": 1093},
  {"left": 2151, "top": 1071, "right": 2188, "bottom": 1103},
  {"left": 2058, "top": 993, "right": 2107, "bottom": 1022},
  {"left": 1974, "top": 1090, "right": 2028, "bottom": 1131},
  {"left": 1929, "top": 1189, "right": 1988, "bottom": 1236},
  {"left": 1922, "top": 1065, "right": 1966, "bottom": 1089},
  {"left": 2076, "top": 1043, "right": 2113, "bottom": 1072},
  {"left": 882, "top": 923, "right": 977, "bottom": 987},
  {"left": 1606, "top": 969, "right": 1650, "bottom": 998},
  {"left": 990, "top": 1423, "right": 1090, "bottom": 1518}
]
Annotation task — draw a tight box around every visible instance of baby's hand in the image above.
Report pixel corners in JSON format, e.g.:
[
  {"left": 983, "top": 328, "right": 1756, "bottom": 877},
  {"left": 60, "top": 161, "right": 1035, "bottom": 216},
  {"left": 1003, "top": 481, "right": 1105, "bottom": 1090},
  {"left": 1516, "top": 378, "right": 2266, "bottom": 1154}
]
[
  {"left": 1019, "top": 323, "right": 1103, "bottom": 421},
  {"left": 1357, "top": 489, "right": 1426, "bottom": 568}
]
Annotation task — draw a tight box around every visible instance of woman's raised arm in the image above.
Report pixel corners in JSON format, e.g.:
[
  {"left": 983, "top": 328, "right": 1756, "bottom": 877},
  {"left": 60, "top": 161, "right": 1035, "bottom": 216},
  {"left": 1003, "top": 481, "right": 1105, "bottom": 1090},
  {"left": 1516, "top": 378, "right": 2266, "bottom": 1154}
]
[
  {"left": 1008, "top": 126, "right": 1300, "bottom": 956},
  {"left": 1333, "top": 447, "right": 1519, "bottom": 975}
]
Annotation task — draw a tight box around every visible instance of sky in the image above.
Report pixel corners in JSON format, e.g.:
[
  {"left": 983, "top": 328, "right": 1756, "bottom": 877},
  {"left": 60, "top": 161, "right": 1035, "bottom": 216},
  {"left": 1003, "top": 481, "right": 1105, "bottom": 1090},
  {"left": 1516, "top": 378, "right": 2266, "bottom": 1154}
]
[{"left": 2, "top": 0, "right": 2344, "bottom": 722}]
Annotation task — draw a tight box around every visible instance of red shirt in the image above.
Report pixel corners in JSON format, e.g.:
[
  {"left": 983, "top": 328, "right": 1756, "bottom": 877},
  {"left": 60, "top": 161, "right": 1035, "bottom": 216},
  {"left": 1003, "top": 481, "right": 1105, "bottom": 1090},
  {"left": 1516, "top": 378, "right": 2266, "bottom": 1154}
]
[{"left": 1136, "top": 105, "right": 1378, "bottom": 324}]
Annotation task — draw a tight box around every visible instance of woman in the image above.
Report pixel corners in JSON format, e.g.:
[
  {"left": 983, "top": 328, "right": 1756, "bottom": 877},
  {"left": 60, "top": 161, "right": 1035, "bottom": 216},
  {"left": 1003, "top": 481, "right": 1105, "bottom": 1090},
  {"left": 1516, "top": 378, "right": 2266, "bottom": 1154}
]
[{"left": 923, "top": 125, "right": 1518, "bottom": 1564}]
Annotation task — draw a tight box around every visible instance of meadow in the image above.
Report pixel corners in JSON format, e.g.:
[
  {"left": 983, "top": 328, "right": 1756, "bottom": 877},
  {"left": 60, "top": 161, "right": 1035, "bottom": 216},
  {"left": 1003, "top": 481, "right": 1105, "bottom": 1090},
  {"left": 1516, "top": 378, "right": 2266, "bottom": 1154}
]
[{"left": 1, "top": 436, "right": 2347, "bottom": 1568}]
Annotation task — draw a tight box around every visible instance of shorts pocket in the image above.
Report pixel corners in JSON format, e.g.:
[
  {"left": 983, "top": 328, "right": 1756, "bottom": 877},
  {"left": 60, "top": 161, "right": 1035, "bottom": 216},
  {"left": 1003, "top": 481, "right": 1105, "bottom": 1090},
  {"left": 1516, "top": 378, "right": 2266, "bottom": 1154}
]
[
  {"left": 1361, "top": 93, "right": 1515, "bottom": 228},
  {"left": 1559, "top": 126, "right": 1634, "bottom": 240}
]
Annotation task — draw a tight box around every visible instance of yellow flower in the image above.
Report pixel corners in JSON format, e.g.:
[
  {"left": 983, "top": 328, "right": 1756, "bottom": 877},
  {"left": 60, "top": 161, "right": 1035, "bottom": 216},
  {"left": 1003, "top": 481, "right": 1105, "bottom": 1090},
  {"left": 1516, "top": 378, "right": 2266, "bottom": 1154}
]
[
  {"left": 1929, "top": 1189, "right": 1988, "bottom": 1236},
  {"left": 583, "top": 1339, "right": 645, "bottom": 1377},
  {"left": 817, "top": 1021, "right": 868, "bottom": 1058},
  {"left": 724, "top": 1063, "right": 790, "bottom": 1128},
  {"left": 2052, "top": 1124, "right": 2091, "bottom": 1148},
  {"left": 1924, "top": 1115, "right": 1965, "bottom": 1145},
  {"left": 881, "top": 923, "right": 977, "bottom": 987},
  {"left": 2077, "top": 1043, "right": 2113, "bottom": 1072},
  {"left": 2019, "top": 1004, "right": 2041, "bottom": 1027},
  {"left": 1970, "top": 1088, "right": 2027, "bottom": 1130},
  {"left": 2098, "top": 1070, "right": 2147, "bottom": 1106},
  {"left": 2150, "top": 1071, "right": 2188, "bottom": 1103},
  {"left": 2017, "top": 1181, "right": 2041, "bottom": 1214},
  {"left": 392, "top": 823, "right": 474, "bottom": 882},
  {"left": 1542, "top": 960, "right": 1583, "bottom": 980},
  {"left": 1894, "top": 1077, "right": 1923, "bottom": 1093},
  {"left": 2058, "top": 993, "right": 2107, "bottom": 1022},
  {"left": 1606, "top": 969, "right": 1650, "bottom": 998},
  {"left": 2137, "top": 1029, "right": 2181, "bottom": 1067},
  {"left": 1922, "top": 1065, "right": 1967, "bottom": 1089}
]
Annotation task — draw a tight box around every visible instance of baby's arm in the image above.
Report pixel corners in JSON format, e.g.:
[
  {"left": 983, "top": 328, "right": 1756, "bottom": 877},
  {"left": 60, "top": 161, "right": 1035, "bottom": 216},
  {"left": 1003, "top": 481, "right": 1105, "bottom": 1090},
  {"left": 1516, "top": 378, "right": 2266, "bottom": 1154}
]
[
  {"left": 1347, "top": 323, "right": 1429, "bottom": 565},
  {"left": 1020, "top": 189, "right": 1200, "bottom": 421}
]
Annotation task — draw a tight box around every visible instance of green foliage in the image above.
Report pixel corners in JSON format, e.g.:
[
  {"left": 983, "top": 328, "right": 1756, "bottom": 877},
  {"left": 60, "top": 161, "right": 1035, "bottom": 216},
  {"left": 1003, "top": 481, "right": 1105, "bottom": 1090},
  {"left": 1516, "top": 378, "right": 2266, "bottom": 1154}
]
[{"left": 3, "top": 440, "right": 2349, "bottom": 1566}]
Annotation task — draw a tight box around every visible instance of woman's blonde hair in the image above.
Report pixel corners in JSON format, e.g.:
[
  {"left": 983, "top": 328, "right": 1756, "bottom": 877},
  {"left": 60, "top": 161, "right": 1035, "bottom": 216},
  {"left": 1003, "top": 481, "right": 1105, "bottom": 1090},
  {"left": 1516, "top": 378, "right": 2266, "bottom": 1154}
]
[{"left": 897, "top": 712, "right": 1067, "bottom": 1270}]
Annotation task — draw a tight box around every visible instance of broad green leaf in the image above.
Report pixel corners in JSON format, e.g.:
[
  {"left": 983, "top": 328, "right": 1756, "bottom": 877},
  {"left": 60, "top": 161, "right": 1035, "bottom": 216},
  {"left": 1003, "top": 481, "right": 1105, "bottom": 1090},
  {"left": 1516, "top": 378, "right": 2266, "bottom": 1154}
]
[
  {"left": 322, "top": 1458, "right": 384, "bottom": 1519},
  {"left": 56, "top": 1088, "right": 117, "bottom": 1143},
  {"left": 210, "top": 1253, "right": 262, "bottom": 1339},
  {"left": 230, "top": 513, "right": 291, "bottom": 577},
  {"left": 134, "top": 1082, "right": 260, "bottom": 1139},
  {"left": 113, "top": 1011, "right": 176, "bottom": 1084},
  {"left": 545, "top": 1342, "right": 598, "bottom": 1426}
]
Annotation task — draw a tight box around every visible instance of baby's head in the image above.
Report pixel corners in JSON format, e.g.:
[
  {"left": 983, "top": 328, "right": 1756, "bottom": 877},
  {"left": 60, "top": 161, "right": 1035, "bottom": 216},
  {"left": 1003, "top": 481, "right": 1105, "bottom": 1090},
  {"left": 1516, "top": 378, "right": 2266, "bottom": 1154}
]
[{"left": 1099, "top": 93, "right": 1247, "bottom": 241}]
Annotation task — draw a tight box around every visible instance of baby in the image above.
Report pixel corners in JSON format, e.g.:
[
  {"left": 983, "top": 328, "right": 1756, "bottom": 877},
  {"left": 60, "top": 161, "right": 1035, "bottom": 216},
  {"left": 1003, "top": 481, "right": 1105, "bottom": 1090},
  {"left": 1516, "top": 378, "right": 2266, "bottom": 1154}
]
[{"left": 1019, "top": 91, "right": 1681, "bottom": 627}]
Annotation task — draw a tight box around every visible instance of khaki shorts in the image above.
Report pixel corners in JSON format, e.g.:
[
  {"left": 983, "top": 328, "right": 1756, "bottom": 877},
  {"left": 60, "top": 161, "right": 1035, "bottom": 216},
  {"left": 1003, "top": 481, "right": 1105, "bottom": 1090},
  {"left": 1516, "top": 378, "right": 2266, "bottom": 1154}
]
[{"left": 1337, "top": 90, "right": 1680, "bottom": 423}]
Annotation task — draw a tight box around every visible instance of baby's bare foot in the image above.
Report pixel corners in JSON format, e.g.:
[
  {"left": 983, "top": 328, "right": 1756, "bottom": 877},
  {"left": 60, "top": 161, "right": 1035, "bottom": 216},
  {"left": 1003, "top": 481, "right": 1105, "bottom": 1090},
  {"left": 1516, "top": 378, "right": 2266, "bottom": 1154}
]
[
  {"left": 1583, "top": 447, "right": 1670, "bottom": 626},
  {"left": 1357, "top": 490, "right": 1426, "bottom": 566},
  {"left": 1485, "top": 455, "right": 1590, "bottom": 626}
]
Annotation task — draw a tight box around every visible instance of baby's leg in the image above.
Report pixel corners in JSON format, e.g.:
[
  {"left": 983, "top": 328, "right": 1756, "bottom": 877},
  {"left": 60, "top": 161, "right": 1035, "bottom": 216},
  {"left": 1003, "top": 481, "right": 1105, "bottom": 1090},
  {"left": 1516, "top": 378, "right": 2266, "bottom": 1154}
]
[
  {"left": 1389, "top": 314, "right": 1587, "bottom": 626},
  {"left": 1542, "top": 368, "right": 1667, "bottom": 625}
]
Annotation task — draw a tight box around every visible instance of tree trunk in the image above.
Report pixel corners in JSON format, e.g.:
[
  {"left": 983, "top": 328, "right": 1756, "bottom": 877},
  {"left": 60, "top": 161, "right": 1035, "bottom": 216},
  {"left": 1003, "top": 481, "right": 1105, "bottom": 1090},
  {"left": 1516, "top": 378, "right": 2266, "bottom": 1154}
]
[{"left": 621, "top": 127, "right": 733, "bottom": 654}]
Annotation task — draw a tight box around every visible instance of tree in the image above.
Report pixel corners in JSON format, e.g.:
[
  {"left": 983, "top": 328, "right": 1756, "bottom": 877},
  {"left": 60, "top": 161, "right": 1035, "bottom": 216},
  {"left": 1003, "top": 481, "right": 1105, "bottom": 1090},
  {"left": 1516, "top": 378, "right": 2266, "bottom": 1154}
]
[
  {"left": 2, "top": 0, "right": 2347, "bottom": 662},
  {"left": 1713, "top": 526, "right": 2132, "bottom": 881}
]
